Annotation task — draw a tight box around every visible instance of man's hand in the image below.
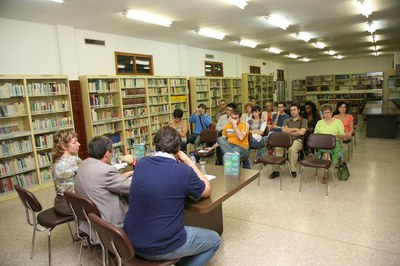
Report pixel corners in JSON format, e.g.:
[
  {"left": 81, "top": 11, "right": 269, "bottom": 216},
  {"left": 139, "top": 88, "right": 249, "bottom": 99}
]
[{"left": 176, "top": 151, "right": 192, "bottom": 165}]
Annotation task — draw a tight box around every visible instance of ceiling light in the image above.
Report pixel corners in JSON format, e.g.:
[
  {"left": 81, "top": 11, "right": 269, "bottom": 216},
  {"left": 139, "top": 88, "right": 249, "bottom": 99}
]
[
  {"left": 286, "top": 53, "right": 298, "bottom": 59},
  {"left": 265, "top": 47, "right": 281, "bottom": 54},
  {"left": 196, "top": 28, "right": 225, "bottom": 40},
  {"left": 374, "top": 51, "right": 379, "bottom": 56},
  {"left": 312, "top": 42, "right": 326, "bottom": 49},
  {"left": 263, "top": 15, "right": 289, "bottom": 30},
  {"left": 370, "top": 34, "right": 377, "bottom": 43},
  {"left": 335, "top": 55, "right": 343, "bottom": 59},
  {"left": 301, "top": 58, "right": 310, "bottom": 62},
  {"left": 372, "top": 45, "right": 379, "bottom": 52},
  {"left": 226, "top": 0, "right": 248, "bottom": 9},
  {"left": 123, "top": 10, "right": 173, "bottom": 27},
  {"left": 50, "top": 0, "right": 64, "bottom": 3},
  {"left": 295, "top": 32, "right": 312, "bottom": 42},
  {"left": 356, "top": 0, "right": 372, "bottom": 18},
  {"left": 238, "top": 39, "right": 258, "bottom": 48},
  {"left": 367, "top": 21, "right": 376, "bottom": 33},
  {"left": 326, "top": 50, "right": 336, "bottom": 55}
]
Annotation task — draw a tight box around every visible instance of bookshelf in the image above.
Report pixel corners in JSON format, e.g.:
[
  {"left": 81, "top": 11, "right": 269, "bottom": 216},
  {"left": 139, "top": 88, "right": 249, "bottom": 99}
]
[
  {"left": 292, "top": 79, "right": 306, "bottom": 104},
  {"left": 0, "top": 75, "right": 74, "bottom": 202},
  {"left": 79, "top": 76, "right": 124, "bottom": 160},
  {"left": 169, "top": 77, "right": 190, "bottom": 120},
  {"left": 242, "top": 74, "right": 274, "bottom": 108},
  {"left": 232, "top": 78, "right": 242, "bottom": 111},
  {"left": 209, "top": 78, "right": 222, "bottom": 121},
  {"left": 388, "top": 75, "right": 400, "bottom": 100},
  {"left": 189, "top": 77, "right": 211, "bottom": 113}
]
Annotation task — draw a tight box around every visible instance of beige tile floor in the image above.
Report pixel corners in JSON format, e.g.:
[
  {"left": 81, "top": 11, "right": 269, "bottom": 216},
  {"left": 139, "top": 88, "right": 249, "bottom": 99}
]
[{"left": 1, "top": 127, "right": 400, "bottom": 265}]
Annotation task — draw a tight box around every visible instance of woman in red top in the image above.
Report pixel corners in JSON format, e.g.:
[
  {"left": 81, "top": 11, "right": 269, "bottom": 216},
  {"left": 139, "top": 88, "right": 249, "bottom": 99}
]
[{"left": 333, "top": 101, "right": 354, "bottom": 139}]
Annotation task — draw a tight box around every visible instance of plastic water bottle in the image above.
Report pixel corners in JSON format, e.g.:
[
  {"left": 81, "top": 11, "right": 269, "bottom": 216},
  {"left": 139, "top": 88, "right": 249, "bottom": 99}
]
[
  {"left": 190, "top": 153, "right": 196, "bottom": 164},
  {"left": 151, "top": 150, "right": 155, "bottom": 156},
  {"left": 200, "top": 161, "right": 207, "bottom": 175}
]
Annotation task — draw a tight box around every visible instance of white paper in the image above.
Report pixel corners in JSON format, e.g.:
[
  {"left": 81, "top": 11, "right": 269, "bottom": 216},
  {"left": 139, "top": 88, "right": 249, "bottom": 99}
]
[
  {"left": 114, "top": 162, "right": 127, "bottom": 170},
  {"left": 205, "top": 174, "right": 216, "bottom": 180},
  {"left": 197, "top": 149, "right": 208, "bottom": 153}
]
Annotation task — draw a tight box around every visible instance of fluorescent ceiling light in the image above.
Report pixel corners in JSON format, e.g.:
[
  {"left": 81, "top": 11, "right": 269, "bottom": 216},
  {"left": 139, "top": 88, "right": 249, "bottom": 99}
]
[
  {"left": 374, "top": 51, "right": 379, "bottom": 56},
  {"left": 238, "top": 40, "right": 258, "bottom": 48},
  {"left": 196, "top": 28, "right": 225, "bottom": 40},
  {"left": 226, "top": 0, "right": 248, "bottom": 9},
  {"left": 295, "top": 32, "right": 311, "bottom": 42},
  {"left": 372, "top": 45, "right": 378, "bottom": 51},
  {"left": 265, "top": 47, "right": 281, "bottom": 54},
  {"left": 367, "top": 21, "right": 376, "bottom": 33},
  {"left": 335, "top": 55, "right": 343, "bottom": 59},
  {"left": 286, "top": 53, "right": 298, "bottom": 59},
  {"left": 370, "top": 34, "right": 377, "bottom": 43},
  {"left": 326, "top": 50, "right": 336, "bottom": 55},
  {"left": 356, "top": 0, "right": 372, "bottom": 18},
  {"left": 312, "top": 42, "right": 326, "bottom": 49},
  {"left": 50, "top": 0, "right": 64, "bottom": 3},
  {"left": 263, "top": 15, "right": 289, "bottom": 30},
  {"left": 123, "top": 10, "right": 172, "bottom": 27},
  {"left": 301, "top": 58, "right": 310, "bottom": 62}
]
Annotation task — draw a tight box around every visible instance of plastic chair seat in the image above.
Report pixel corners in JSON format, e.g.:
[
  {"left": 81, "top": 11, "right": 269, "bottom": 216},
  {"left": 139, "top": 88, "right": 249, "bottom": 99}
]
[
  {"left": 300, "top": 158, "right": 332, "bottom": 169},
  {"left": 254, "top": 154, "right": 287, "bottom": 165},
  {"left": 37, "top": 208, "right": 74, "bottom": 228},
  {"left": 192, "top": 150, "right": 214, "bottom": 157}
]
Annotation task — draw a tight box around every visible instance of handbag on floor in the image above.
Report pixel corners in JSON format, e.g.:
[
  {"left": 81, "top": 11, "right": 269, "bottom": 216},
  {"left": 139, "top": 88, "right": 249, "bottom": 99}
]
[{"left": 337, "top": 162, "right": 350, "bottom": 181}]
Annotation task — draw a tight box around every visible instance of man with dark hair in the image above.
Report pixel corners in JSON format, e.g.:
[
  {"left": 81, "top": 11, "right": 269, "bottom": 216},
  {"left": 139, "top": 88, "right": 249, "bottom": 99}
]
[
  {"left": 215, "top": 102, "right": 237, "bottom": 131},
  {"left": 269, "top": 101, "right": 290, "bottom": 132},
  {"left": 188, "top": 103, "right": 212, "bottom": 148},
  {"left": 215, "top": 99, "right": 227, "bottom": 122},
  {"left": 124, "top": 126, "right": 221, "bottom": 265},
  {"left": 205, "top": 109, "right": 251, "bottom": 169},
  {"left": 269, "top": 103, "right": 308, "bottom": 179},
  {"left": 75, "top": 136, "right": 133, "bottom": 235}
]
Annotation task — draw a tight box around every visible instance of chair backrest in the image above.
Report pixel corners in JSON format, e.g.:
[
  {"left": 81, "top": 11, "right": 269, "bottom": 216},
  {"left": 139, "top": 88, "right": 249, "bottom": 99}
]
[
  {"left": 268, "top": 132, "right": 293, "bottom": 148},
  {"left": 200, "top": 130, "right": 219, "bottom": 143},
  {"left": 14, "top": 184, "right": 42, "bottom": 212},
  {"left": 351, "top": 112, "right": 358, "bottom": 126},
  {"left": 88, "top": 213, "right": 135, "bottom": 261},
  {"left": 308, "top": 133, "right": 336, "bottom": 150}
]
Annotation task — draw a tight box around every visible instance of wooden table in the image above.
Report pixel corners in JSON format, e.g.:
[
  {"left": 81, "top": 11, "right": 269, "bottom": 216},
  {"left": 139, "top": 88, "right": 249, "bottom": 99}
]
[
  {"left": 184, "top": 164, "right": 259, "bottom": 235},
  {"left": 363, "top": 101, "right": 400, "bottom": 138}
]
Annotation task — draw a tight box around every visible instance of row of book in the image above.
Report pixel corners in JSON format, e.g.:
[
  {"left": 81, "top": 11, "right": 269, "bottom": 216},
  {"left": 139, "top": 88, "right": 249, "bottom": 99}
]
[
  {"left": 170, "top": 87, "right": 187, "bottom": 94},
  {"left": 120, "top": 78, "right": 146, "bottom": 88},
  {"left": 89, "top": 94, "right": 115, "bottom": 107},
  {"left": 150, "top": 114, "right": 170, "bottom": 125},
  {"left": 195, "top": 84, "right": 209, "bottom": 92},
  {"left": 0, "top": 123, "right": 19, "bottom": 135},
  {"left": 169, "top": 79, "right": 187, "bottom": 87},
  {"left": 37, "top": 152, "right": 52, "bottom": 167},
  {"left": 93, "top": 123, "right": 119, "bottom": 136},
  {"left": 0, "top": 172, "right": 38, "bottom": 194},
  {"left": 122, "top": 88, "right": 146, "bottom": 96},
  {"left": 0, "top": 82, "right": 25, "bottom": 98},
  {"left": 40, "top": 168, "right": 52, "bottom": 182},
  {"left": 125, "top": 127, "right": 148, "bottom": 139},
  {"left": 148, "top": 95, "right": 169, "bottom": 104},
  {"left": 92, "top": 108, "right": 120, "bottom": 122},
  {"left": 0, "top": 138, "right": 33, "bottom": 157},
  {"left": 122, "top": 97, "right": 146, "bottom": 106},
  {"left": 148, "top": 87, "right": 169, "bottom": 95},
  {"left": 147, "top": 78, "right": 167, "bottom": 87},
  {"left": 222, "top": 88, "right": 230, "bottom": 95},
  {"left": 35, "top": 134, "right": 54, "bottom": 150},
  {"left": 32, "top": 117, "right": 73, "bottom": 131},
  {"left": 233, "top": 80, "right": 241, "bottom": 87},
  {"left": 0, "top": 156, "right": 35, "bottom": 177},
  {"left": 30, "top": 100, "right": 70, "bottom": 114},
  {"left": 197, "top": 93, "right": 209, "bottom": 100},
  {"left": 0, "top": 102, "right": 26, "bottom": 117},
  {"left": 27, "top": 82, "right": 68, "bottom": 95},
  {"left": 88, "top": 80, "right": 117, "bottom": 92},
  {"left": 125, "top": 117, "right": 149, "bottom": 129},
  {"left": 126, "top": 137, "right": 149, "bottom": 148},
  {"left": 124, "top": 107, "right": 147, "bottom": 118},
  {"left": 149, "top": 105, "right": 170, "bottom": 113},
  {"left": 210, "top": 80, "right": 221, "bottom": 87}
]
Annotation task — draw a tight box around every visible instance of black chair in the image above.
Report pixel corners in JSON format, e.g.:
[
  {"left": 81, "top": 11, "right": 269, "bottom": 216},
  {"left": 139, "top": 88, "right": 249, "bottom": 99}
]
[
  {"left": 64, "top": 191, "right": 101, "bottom": 265},
  {"left": 253, "top": 132, "right": 294, "bottom": 190},
  {"left": 14, "top": 185, "right": 74, "bottom": 265},
  {"left": 298, "top": 134, "right": 336, "bottom": 196},
  {"left": 192, "top": 130, "right": 219, "bottom": 162},
  {"left": 88, "top": 213, "right": 179, "bottom": 266}
]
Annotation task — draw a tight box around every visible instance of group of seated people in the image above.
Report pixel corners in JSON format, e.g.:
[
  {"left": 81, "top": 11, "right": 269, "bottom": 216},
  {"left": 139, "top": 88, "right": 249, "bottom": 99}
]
[{"left": 51, "top": 128, "right": 221, "bottom": 265}]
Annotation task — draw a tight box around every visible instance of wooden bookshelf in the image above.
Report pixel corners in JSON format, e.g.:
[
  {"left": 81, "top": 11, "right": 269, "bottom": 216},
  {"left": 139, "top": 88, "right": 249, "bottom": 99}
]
[
  {"left": 388, "top": 75, "right": 400, "bottom": 100},
  {"left": 0, "top": 75, "right": 74, "bottom": 202},
  {"left": 292, "top": 79, "right": 306, "bottom": 104},
  {"left": 242, "top": 73, "right": 274, "bottom": 108}
]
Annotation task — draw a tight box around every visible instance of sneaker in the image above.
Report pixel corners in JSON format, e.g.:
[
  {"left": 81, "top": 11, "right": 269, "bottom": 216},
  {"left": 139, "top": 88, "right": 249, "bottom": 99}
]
[
  {"left": 291, "top": 171, "right": 297, "bottom": 178},
  {"left": 269, "top": 171, "right": 280, "bottom": 179}
]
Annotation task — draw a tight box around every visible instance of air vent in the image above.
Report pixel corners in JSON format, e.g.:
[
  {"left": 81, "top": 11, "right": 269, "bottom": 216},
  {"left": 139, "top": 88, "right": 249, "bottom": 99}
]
[
  {"left": 262, "top": 62, "right": 267, "bottom": 66},
  {"left": 85, "top": 39, "right": 105, "bottom": 46},
  {"left": 205, "top": 54, "right": 214, "bottom": 59}
]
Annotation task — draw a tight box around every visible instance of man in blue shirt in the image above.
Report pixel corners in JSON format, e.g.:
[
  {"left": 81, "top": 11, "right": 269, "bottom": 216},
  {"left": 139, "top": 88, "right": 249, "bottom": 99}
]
[
  {"left": 268, "top": 101, "right": 290, "bottom": 132},
  {"left": 188, "top": 103, "right": 212, "bottom": 148},
  {"left": 124, "top": 126, "right": 221, "bottom": 265}
]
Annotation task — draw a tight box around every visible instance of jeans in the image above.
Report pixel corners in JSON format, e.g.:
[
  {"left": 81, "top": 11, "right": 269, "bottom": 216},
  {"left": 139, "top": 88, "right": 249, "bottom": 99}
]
[
  {"left": 250, "top": 136, "right": 268, "bottom": 158},
  {"left": 217, "top": 137, "right": 251, "bottom": 169},
  {"left": 136, "top": 226, "right": 221, "bottom": 266}
]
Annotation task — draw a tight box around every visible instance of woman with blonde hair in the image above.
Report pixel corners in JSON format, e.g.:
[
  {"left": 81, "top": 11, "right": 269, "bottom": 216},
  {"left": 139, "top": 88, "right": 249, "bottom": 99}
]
[
  {"left": 52, "top": 129, "right": 82, "bottom": 215},
  {"left": 240, "top": 102, "right": 253, "bottom": 123}
]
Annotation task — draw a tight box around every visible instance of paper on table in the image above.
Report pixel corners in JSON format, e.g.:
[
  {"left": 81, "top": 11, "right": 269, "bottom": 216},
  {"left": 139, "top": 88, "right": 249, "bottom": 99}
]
[
  {"left": 205, "top": 174, "right": 216, "bottom": 181},
  {"left": 197, "top": 149, "right": 208, "bottom": 153},
  {"left": 114, "top": 163, "right": 128, "bottom": 170}
]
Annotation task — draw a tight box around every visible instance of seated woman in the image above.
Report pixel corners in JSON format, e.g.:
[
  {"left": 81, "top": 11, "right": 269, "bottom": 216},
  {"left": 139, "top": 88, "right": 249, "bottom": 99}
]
[
  {"left": 168, "top": 108, "right": 188, "bottom": 152},
  {"left": 333, "top": 101, "right": 354, "bottom": 140},
  {"left": 248, "top": 105, "right": 268, "bottom": 159},
  {"left": 314, "top": 105, "right": 345, "bottom": 184},
  {"left": 240, "top": 102, "right": 253, "bottom": 123},
  {"left": 52, "top": 129, "right": 82, "bottom": 215},
  {"left": 301, "top": 101, "right": 321, "bottom": 154},
  {"left": 261, "top": 101, "right": 275, "bottom": 126}
]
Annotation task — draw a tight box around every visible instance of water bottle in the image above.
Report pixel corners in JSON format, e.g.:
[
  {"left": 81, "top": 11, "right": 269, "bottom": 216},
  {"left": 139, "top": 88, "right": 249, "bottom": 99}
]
[
  {"left": 151, "top": 150, "right": 155, "bottom": 156},
  {"left": 200, "top": 162, "right": 207, "bottom": 175},
  {"left": 190, "top": 153, "right": 196, "bottom": 164}
]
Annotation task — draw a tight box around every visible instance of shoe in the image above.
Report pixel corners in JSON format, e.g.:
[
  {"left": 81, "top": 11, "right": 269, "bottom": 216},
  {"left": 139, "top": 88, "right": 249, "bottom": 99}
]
[
  {"left": 321, "top": 172, "right": 328, "bottom": 184},
  {"left": 291, "top": 171, "right": 297, "bottom": 178},
  {"left": 269, "top": 172, "right": 280, "bottom": 179}
]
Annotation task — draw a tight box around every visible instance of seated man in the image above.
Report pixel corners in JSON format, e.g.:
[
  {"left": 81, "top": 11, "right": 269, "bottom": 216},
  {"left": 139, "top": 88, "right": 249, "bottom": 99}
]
[
  {"left": 269, "top": 103, "right": 307, "bottom": 179},
  {"left": 124, "top": 126, "right": 221, "bottom": 265},
  {"left": 205, "top": 109, "right": 251, "bottom": 169},
  {"left": 75, "top": 136, "right": 133, "bottom": 236},
  {"left": 188, "top": 103, "right": 212, "bottom": 148},
  {"left": 268, "top": 101, "right": 290, "bottom": 132},
  {"left": 215, "top": 102, "right": 236, "bottom": 165}
]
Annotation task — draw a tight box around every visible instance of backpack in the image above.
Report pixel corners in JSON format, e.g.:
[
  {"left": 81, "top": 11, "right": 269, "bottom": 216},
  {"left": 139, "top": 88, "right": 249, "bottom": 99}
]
[{"left": 337, "top": 162, "right": 350, "bottom": 181}]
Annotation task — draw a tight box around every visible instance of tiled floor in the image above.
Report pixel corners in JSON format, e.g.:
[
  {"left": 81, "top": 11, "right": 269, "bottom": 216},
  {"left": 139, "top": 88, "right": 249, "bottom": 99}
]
[{"left": 1, "top": 127, "right": 400, "bottom": 265}]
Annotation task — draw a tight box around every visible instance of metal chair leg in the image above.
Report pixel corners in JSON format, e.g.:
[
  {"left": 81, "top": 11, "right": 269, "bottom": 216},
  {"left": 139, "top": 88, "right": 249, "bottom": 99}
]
[
  {"left": 48, "top": 228, "right": 54, "bottom": 266},
  {"left": 30, "top": 226, "right": 36, "bottom": 259},
  {"left": 67, "top": 223, "right": 74, "bottom": 242},
  {"left": 299, "top": 166, "right": 304, "bottom": 192},
  {"left": 325, "top": 169, "right": 329, "bottom": 196},
  {"left": 330, "top": 165, "right": 336, "bottom": 187},
  {"left": 257, "top": 164, "right": 263, "bottom": 186}
]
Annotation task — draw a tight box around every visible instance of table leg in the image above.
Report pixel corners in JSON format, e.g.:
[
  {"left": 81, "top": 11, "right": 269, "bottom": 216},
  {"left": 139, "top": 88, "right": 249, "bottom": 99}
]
[{"left": 184, "top": 205, "right": 223, "bottom": 235}]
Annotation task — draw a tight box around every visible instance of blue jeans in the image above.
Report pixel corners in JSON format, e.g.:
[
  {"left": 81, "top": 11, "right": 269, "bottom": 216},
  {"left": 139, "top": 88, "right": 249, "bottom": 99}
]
[
  {"left": 250, "top": 136, "right": 268, "bottom": 158},
  {"left": 217, "top": 137, "right": 251, "bottom": 169},
  {"left": 136, "top": 226, "right": 221, "bottom": 266}
]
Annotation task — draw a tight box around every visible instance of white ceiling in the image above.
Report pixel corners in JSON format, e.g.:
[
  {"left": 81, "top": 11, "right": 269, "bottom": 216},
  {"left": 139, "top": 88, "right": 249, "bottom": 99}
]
[{"left": 1, "top": 0, "right": 400, "bottom": 64}]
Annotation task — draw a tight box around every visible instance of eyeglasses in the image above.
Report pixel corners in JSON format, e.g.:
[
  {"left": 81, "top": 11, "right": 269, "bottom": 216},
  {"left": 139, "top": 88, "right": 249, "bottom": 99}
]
[
  {"left": 323, "top": 111, "right": 332, "bottom": 114},
  {"left": 230, "top": 116, "right": 239, "bottom": 120}
]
